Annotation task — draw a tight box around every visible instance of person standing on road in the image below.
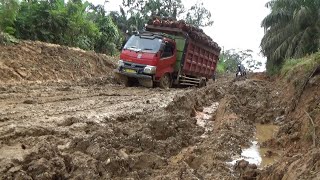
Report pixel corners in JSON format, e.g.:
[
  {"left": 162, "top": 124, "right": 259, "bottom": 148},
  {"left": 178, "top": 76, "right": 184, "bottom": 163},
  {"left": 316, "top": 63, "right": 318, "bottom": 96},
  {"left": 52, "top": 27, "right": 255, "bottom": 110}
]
[
  {"left": 236, "top": 63, "right": 246, "bottom": 77},
  {"left": 236, "top": 64, "right": 242, "bottom": 77}
]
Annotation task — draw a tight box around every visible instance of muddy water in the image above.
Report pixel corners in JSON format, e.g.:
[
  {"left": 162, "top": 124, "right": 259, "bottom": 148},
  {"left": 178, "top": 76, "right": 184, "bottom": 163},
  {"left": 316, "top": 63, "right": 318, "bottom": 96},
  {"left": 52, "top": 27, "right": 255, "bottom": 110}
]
[
  {"left": 229, "top": 124, "right": 280, "bottom": 168},
  {"left": 256, "top": 124, "right": 279, "bottom": 143},
  {"left": 256, "top": 124, "right": 281, "bottom": 167}
]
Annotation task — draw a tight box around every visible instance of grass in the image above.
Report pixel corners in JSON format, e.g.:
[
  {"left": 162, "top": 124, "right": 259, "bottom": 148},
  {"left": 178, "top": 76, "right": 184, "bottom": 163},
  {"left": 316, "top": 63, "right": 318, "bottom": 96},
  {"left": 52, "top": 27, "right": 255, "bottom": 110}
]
[{"left": 281, "top": 52, "right": 320, "bottom": 81}]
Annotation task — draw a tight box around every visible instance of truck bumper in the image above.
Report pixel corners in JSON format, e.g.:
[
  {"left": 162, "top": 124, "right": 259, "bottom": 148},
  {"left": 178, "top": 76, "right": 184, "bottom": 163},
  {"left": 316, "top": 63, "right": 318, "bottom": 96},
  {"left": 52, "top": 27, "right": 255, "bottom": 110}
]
[
  {"left": 114, "top": 69, "right": 154, "bottom": 88},
  {"left": 113, "top": 69, "right": 152, "bottom": 79}
]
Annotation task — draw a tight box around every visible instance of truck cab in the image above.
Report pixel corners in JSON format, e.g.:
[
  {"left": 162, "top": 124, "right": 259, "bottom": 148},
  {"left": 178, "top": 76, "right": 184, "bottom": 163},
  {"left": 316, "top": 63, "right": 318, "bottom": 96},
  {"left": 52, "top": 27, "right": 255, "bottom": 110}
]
[
  {"left": 115, "top": 25, "right": 220, "bottom": 89},
  {"left": 115, "top": 32, "right": 177, "bottom": 88}
]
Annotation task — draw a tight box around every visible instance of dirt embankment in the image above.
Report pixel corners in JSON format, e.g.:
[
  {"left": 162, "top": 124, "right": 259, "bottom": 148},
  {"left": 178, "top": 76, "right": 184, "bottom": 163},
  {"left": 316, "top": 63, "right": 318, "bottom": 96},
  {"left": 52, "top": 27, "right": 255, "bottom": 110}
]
[
  {"left": 258, "top": 70, "right": 320, "bottom": 180},
  {"left": 0, "top": 41, "right": 117, "bottom": 84}
]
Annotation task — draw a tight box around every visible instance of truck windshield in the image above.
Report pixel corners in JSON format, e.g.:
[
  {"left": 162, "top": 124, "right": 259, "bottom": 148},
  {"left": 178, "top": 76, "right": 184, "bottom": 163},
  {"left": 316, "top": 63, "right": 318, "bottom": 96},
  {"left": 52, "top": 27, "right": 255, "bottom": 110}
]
[{"left": 124, "top": 35, "right": 162, "bottom": 53}]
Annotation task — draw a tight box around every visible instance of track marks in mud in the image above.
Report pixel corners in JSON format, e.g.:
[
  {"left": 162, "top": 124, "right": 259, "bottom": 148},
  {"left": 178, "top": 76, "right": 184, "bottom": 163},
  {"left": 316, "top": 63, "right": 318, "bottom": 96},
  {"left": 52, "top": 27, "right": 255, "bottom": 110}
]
[{"left": 0, "top": 78, "right": 289, "bottom": 179}]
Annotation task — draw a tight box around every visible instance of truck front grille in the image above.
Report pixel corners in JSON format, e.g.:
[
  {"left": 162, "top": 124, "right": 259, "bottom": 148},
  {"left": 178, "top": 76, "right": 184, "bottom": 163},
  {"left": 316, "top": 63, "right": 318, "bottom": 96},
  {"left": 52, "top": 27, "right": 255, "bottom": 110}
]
[{"left": 123, "top": 62, "right": 146, "bottom": 70}]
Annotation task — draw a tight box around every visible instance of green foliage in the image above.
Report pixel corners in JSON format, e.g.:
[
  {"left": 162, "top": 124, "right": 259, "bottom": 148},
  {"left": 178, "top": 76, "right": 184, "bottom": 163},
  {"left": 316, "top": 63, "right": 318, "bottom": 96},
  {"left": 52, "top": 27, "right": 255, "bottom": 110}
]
[
  {"left": 0, "top": 0, "right": 19, "bottom": 34},
  {"left": 246, "top": 58, "right": 263, "bottom": 71},
  {"left": 122, "top": 0, "right": 213, "bottom": 28},
  {"left": 16, "top": 0, "right": 66, "bottom": 43},
  {"left": 220, "top": 49, "right": 262, "bottom": 72},
  {"left": 216, "top": 60, "right": 226, "bottom": 74},
  {"left": 122, "top": 0, "right": 184, "bottom": 20},
  {"left": 281, "top": 52, "right": 320, "bottom": 80},
  {"left": 0, "top": 0, "right": 122, "bottom": 55},
  {"left": 63, "top": 0, "right": 100, "bottom": 50},
  {"left": 186, "top": 2, "right": 213, "bottom": 27},
  {"left": 90, "top": 5, "right": 121, "bottom": 54},
  {"left": 0, "top": 0, "right": 215, "bottom": 56},
  {"left": 110, "top": 6, "right": 145, "bottom": 35},
  {"left": 0, "top": 31, "right": 19, "bottom": 45},
  {"left": 261, "top": 0, "right": 320, "bottom": 74}
]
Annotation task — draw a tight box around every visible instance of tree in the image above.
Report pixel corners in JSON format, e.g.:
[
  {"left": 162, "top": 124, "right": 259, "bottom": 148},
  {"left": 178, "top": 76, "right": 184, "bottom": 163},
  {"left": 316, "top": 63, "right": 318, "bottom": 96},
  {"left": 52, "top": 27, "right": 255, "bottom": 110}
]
[
  {"left": 0, "top": 0, "right": 19, "bottom": 34},
  {"left": 110, "top": 6, "right": 144, "bottom": 35},
  {"left": 186, "top": 2, "right": 213, "bottom": 27},
  {"left": 245, "top": 58, "right": 263, "bottom": 72},
  {"left": 121, "top": 0, "right": 213, "bottom": 29},
  {"left": 89, "top": 4, "right": 121, "bottom": 54},
  {"left": 261, "top": 0, "right": 320, "bottom": 74},
  {"left": 10, "top": 0, "right": 124, "bottom": 54},
  {"left": 220, "top": 49, "right": 262, "bottom": 72},
  {"left": 63, "top": 0, "right": 100, "bottom": 50},
  {"left": 122, "top": 0, "right": 184, "bottom": 20},
  {"left": 15, "top": 0, "right": 68, "bottom": 43}
]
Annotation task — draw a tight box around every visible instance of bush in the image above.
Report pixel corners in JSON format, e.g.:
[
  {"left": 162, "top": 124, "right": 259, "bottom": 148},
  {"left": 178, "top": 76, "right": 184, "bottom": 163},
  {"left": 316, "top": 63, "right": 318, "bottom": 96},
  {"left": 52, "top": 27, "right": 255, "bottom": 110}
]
[
  {"left": 0, "top": 31, "right": 18, "bottom": 45},
  {"left": 281, "top": 52, "right": 320, "bottom": 81},
  {"left": 216, "top": 62, "right": 226, "bottom": 74}
]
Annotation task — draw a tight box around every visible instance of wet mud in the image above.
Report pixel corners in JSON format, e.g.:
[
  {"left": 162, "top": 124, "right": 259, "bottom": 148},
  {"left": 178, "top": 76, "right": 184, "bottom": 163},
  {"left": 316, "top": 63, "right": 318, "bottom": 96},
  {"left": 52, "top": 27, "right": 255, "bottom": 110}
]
[{"left": 1, "top": 41, "right": 319, "bottom": 179}]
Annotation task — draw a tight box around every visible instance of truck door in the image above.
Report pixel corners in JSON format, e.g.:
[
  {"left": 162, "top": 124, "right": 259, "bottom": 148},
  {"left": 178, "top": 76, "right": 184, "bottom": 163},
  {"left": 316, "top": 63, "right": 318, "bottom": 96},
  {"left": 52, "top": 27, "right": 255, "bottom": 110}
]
[{"left": 156, "top": 41, "right": 176, "bottom": 79}]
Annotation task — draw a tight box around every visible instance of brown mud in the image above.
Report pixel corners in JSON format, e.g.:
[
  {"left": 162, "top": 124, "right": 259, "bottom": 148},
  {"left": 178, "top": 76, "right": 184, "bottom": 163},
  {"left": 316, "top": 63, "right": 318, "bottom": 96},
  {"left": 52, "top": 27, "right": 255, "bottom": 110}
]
[
  {"left": 0, "top": 41, "right": 117, "bottom": 84},
  {"left": 0, "top": 42, "right": 319, "bottom": 179}
]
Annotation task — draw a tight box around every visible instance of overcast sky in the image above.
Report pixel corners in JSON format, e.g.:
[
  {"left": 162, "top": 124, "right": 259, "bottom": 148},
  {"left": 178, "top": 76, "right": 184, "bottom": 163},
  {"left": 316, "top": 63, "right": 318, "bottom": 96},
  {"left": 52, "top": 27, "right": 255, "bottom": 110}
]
[{"left": 90, "top": 0, "right": 271, "bottom": 70}]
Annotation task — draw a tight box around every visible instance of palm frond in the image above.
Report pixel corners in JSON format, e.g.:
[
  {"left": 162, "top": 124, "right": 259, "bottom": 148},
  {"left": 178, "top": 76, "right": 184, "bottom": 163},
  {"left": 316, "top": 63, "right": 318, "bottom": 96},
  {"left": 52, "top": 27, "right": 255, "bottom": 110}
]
[
  {"left": 261, "top": 0, "right": 320, "bottom": 72},
  {"left": 286, "top": 31, "right": 303, "bottom": 58},
  {"left": 261, "top": 9, "right": 291, "bottom": 29},
  {"left": 294, "top": 26, "right": 313, "bottom": 57}
]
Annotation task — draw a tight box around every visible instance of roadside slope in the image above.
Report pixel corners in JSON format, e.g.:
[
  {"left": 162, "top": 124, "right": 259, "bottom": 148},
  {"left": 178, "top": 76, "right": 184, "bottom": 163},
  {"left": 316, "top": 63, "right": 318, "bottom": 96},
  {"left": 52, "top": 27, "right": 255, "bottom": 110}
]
[
  {"left": 259, "top": 53, "right": 320, "bottom": 180},
  {"left": 0, "top": 41, "right": 117, "bottom": 84}
]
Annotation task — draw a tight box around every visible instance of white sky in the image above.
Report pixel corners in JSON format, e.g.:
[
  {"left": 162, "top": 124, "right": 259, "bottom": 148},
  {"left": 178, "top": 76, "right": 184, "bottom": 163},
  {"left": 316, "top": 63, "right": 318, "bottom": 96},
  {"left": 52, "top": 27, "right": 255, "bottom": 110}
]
[{"left": 90, "top": 0, "right": 271, "bottom": 70}]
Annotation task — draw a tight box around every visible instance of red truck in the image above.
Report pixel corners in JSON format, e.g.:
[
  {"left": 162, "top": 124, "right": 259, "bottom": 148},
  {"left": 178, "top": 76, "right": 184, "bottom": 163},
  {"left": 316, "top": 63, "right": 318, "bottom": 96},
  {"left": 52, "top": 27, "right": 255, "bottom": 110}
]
[{"left": 114, "top": 23, "right": 221, "bottom": 88}]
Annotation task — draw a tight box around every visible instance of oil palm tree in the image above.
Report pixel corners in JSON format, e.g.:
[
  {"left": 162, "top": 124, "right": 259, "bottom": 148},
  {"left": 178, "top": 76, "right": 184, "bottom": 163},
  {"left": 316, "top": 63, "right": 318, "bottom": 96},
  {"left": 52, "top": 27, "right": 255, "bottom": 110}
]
[
  {"left": 110, "top": 6, "right": 144, "bottom": 34},
  {"left": 261, "top": 0, "right": 320, "bottom": 72}
]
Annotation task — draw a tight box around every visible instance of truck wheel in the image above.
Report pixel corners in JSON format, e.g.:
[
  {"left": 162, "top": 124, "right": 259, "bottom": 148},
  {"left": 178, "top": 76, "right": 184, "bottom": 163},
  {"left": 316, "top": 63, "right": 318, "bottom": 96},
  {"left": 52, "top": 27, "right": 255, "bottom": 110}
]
[
  {"left": 124, "top": 77, "right": 135, "bottom": 87},
  {"left": 199, "top": 79, "right": 206, "bottom": 87},
  {"left": 138, "top": 79, "right": 153, "bottom": 88},
  {"left": 159, "top": 74, "right": 172, "bottom": 89}
]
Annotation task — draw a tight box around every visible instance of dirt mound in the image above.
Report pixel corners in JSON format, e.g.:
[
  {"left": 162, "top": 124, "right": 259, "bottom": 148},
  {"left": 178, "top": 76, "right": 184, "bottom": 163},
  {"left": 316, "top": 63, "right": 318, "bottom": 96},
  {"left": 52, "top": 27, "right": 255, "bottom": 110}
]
[{"left": 0, "top": 41, "right": 117, "bottom": 84}]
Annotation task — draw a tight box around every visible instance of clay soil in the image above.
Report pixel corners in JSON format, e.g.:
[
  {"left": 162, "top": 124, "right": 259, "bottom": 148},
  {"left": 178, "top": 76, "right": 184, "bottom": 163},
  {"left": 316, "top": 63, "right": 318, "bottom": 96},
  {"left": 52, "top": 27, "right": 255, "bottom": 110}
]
[{"left": 0, "top": 41, "right": 320, "bottom": 180}]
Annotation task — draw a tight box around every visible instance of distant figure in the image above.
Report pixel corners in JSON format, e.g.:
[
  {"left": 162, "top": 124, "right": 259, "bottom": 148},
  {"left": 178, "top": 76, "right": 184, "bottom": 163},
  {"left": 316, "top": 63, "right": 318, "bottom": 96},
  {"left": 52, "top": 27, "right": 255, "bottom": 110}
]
[{"left": 236, "top": 63, "right": 246, "bottom": 77}]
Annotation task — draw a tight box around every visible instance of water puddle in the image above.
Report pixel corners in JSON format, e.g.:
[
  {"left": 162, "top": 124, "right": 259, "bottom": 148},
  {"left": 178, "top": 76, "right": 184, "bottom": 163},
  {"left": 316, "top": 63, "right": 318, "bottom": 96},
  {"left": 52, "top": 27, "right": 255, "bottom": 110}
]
[
  {"left": 196, "top": 102, "right": 219, "bottom": 138},
  {"left": 229, "top": 124, "right": 281, "bottom": 168}
]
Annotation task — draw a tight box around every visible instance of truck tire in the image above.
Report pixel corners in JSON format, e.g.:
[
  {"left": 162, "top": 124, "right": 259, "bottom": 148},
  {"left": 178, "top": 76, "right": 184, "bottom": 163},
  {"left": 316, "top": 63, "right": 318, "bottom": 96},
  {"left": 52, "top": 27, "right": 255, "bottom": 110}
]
[
  {"left": 124, "top": 77, "right": 135, "bottom": 87},
  {"left": 159, "top": 74, "right": 172, "bottom": 89},
  {"left": 199, "top": 79, "right": 206, "bottom": 87},
  {"left": 138, "top": 79, "right": 153, "bottom": 88}
]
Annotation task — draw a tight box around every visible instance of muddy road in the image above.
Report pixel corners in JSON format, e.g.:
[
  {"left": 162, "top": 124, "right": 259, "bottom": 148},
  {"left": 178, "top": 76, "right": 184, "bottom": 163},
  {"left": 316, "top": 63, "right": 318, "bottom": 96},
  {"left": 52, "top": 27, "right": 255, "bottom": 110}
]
[
  {"left": 1, "top": 40, "right": 319, "bottom": 180},
  {"left": 0, "top": 83, "right": 186, "bottom": 128},
  {"left": 0, "top": 74, "right": 319, "bottom": 180}
]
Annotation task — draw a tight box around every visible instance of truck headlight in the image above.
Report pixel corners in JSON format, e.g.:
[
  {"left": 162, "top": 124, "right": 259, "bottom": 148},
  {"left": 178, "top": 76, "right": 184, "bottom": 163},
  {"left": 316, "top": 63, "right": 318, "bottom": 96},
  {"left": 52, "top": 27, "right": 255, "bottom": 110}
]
[
  {"left": 118, "top": 60, "right": 124, "bottom": 68},
  {"left": 143, "top": 65, "right": 156, "bottom": 74}
]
